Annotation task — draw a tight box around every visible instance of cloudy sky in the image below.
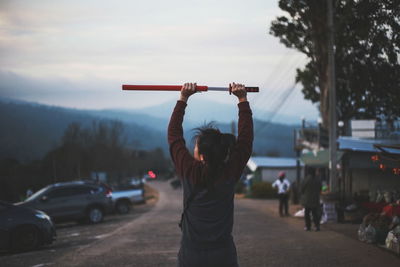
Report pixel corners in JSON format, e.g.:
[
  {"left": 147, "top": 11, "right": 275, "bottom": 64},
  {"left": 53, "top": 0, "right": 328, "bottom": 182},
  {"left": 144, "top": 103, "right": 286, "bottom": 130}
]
[{"left": 0, "top": 0, "right": 319, "bottom": 122}]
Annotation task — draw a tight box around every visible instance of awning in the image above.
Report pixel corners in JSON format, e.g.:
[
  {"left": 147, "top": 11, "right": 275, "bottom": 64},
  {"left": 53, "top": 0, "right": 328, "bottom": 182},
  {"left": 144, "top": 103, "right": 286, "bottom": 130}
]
[
  {"left": 300, "top": 149, "right": 344, "bottom": 167},
  {"left": 338, "top": 137, "right": 400, "bottom": 154}
]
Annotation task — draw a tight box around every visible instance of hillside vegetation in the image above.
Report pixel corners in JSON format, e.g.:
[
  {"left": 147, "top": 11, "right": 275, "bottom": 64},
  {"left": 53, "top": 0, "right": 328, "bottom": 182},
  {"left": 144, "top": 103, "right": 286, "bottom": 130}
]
[{"left": 0, "top": 99, "right": 297, "bottom": 162}]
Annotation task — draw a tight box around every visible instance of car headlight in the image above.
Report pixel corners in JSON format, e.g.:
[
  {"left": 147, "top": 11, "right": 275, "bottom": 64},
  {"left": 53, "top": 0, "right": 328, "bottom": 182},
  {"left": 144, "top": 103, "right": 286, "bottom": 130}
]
[{"left": 35, "top": 212, "right": 51, "bottom": 221}]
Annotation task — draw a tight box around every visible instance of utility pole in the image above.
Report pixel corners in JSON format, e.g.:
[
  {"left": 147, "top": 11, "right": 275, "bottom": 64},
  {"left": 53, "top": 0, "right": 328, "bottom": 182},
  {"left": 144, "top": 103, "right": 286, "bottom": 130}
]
[
  {"left": 327, "top": 0, "right": 337, "bottom": 192},
  {"left": 297, "top": 117, "right": 305, "bottom": 187},
  {"left": 294, "top": 128, "right": 301, "bottom": 204}
]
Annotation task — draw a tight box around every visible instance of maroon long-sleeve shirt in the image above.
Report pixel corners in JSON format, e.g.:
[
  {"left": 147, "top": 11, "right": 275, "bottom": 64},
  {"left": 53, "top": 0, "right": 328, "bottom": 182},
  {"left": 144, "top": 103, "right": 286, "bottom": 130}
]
[{"left": 168, "top": 100, "right": 253, "bottom": 249}]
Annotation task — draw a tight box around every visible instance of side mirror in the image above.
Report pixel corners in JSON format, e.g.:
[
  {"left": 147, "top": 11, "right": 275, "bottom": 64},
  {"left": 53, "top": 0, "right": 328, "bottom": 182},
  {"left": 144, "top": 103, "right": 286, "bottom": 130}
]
[{"left": 40, "top": 195, "right": 48, "bottom": 202}]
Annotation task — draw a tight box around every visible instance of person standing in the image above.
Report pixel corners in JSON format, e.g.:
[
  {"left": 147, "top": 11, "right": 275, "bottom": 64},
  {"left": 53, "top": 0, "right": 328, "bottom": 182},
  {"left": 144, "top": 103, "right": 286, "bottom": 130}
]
[
  {"left": 168, "top": 82, "right": 253, "bottom": 267},
  {"left": 272, "top": 171, "right": 291, "bottom": 217},
  {"left": 300, "top": 169, "right": 322, "bottom": 231}
]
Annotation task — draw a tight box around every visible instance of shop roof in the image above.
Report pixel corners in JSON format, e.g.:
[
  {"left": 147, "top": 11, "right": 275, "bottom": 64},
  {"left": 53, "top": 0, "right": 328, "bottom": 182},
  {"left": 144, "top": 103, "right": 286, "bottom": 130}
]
[
  {"left": 300, "top": 137, "right": 399, "bottom": 167},
  {"left": 247, "top": 156, "right": 302, "bottom": 172},
  {"left": 338, "top": 137, "right": 400, "bottom": 154}
]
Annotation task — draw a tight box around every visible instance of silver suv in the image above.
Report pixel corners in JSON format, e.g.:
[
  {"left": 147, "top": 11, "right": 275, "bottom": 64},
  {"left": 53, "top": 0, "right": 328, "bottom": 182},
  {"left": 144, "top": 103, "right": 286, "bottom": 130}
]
[{"left": 17, "top": 181, "right": 113, "bottom": 224}]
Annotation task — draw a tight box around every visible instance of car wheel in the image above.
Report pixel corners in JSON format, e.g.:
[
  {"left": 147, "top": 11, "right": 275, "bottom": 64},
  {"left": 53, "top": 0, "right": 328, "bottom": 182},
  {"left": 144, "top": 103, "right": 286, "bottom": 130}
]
[
  {"left": 11, "top": 225, "right": 40, "bottom": 251},
  {"left": 116, "top": 200, "right": 131, "bottom": 214},
  {"left": 87, "top": 206, "right": 104, "bottom": 224}
]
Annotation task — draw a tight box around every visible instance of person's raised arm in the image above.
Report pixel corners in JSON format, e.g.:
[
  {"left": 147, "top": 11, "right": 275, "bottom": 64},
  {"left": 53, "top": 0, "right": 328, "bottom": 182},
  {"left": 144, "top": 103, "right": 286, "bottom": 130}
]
[
  {"left": 231, "top": 82, "right": 248, "bottom": 103},
  {"left": 229, "top": 83, "right": 254, "bottom": 180},
  {"left": 168, "top": 83, "right": 197, "bottom": 178},
  {"left": 179, "top": 82, "right": 197, "bottom": 103}
]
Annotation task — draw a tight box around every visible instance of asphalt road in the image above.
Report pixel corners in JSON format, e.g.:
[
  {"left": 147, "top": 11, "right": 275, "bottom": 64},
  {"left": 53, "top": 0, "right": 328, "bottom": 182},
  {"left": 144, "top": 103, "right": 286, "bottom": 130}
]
[{"left": 1, "top": 181, "right": 399, "bottom": 267}]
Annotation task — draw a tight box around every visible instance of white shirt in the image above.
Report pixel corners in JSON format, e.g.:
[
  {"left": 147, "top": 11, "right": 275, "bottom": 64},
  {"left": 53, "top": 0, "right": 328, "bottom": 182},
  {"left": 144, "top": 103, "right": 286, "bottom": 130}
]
[{"left": 272, "top": 178, "right": 290, "bottom": 194}]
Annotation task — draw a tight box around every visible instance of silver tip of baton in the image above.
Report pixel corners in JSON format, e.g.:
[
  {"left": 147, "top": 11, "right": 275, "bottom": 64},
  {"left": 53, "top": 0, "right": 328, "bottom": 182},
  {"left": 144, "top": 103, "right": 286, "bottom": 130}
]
[{"left": 207, "top": 87, "right": 229, "bottom": 91}]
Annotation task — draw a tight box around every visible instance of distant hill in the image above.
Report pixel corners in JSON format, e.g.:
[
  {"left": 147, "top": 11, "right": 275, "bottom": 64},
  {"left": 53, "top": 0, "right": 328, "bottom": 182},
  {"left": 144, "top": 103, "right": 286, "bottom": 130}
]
[
  {"left": 85, "top": 103, "right": 299, "bottom": 157},
  {"left": 0, "top": 98, "right": 298, "bottom": 162},
  {"left": 117, "top": 98, "right": 305, "bottom": 125},
  {"left": 0, "top": 99, "right": 167, "bottom": 162}
]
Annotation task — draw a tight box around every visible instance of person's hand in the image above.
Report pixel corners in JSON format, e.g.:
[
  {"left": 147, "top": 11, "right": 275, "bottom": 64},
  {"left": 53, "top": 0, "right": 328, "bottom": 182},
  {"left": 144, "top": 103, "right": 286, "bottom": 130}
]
[
  {"left": 230, "top": 82, "right": 247, "bottom": 103},
  {"left": 180, "top": 82, "right": 197, "bottom": 102}
]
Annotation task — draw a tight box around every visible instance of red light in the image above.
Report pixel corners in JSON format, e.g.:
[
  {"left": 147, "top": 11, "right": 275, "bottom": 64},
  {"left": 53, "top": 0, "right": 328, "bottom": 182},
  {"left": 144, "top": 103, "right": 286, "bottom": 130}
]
[
  {"left": 393, "top": 168, "right": 400, "bottom": 175},
  {"left": 105, "top": 189, "right": 112, "bottom": 197},
  {"left": 379, "top": 164, "right": 386, "bottom": 170},
  {"left": 148, "top": 170, "right": 156, "bottom": 179},
  {"left": 371, "top": 155, "right": 379, "bottom": 162}
]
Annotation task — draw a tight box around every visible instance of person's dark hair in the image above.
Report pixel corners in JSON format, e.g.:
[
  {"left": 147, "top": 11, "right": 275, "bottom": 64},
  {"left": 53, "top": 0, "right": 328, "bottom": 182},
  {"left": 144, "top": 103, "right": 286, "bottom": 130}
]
[{"left": 193, "top": 123, "right": 236, "bottom": 187}]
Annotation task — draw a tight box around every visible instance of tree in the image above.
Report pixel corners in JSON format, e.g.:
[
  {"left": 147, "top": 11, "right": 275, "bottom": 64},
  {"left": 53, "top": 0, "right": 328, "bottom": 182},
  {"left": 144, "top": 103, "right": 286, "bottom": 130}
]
[{"left": 270, "top": 0, "right": 400, "bottom": 129}]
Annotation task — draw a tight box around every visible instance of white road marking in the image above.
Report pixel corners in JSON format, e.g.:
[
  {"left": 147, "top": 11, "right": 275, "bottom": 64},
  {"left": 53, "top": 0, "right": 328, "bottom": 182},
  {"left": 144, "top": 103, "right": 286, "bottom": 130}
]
[
  {"left": 69, "top": 232, "right": 80, "bottom": 237},
  {"left": 94, "top": 233, "right": 112, "bottom": 239},
  {"left": 31, "top": 263, "right": 53, "bottom": 267}
]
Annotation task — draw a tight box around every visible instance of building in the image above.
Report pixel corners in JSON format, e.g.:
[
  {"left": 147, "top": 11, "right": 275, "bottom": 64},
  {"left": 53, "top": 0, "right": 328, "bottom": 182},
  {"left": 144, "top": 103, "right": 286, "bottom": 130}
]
[
  {"left": 296, "top": 118, "right": 400, "bottom": 201},
  {"left": 337, "top": 137, "right": 400, "bottom": 200},
  {"left": 247, "top": 156, "right": 304, "bottom": 183}
]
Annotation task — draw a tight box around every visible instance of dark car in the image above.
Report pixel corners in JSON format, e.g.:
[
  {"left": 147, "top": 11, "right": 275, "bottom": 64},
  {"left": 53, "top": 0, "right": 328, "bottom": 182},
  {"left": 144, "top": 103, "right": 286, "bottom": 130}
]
[
  {"left": 16, "top": 181, "right": 113, "bottom": 224},
  {"left": 0, "top": 201, "right": 56, "bottom": 252}
]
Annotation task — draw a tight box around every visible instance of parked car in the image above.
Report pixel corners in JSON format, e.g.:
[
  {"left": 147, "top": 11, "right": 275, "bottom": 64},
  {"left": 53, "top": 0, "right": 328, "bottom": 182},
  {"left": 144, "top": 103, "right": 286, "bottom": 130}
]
[
  {"left": 16, "top": 181, "right": 113, "bottom": 224},
  {"left": 111, "top": 185, "right": 145, "bottom": 214},
  {"left": 130, "top": 177, "right": 145, "bottom": 189},
  {"left": 0, "top": 201, "right": 56, "bottom": 252}
]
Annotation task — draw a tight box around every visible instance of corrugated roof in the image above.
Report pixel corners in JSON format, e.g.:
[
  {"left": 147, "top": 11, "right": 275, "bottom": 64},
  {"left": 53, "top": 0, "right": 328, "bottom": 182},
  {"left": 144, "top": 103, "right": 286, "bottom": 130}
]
[
  {"left": 338, "top": 137, "right": 400, "bottom": 154},
  {"left": 247, "top": 156, "right": 302, "bottom": 172}
]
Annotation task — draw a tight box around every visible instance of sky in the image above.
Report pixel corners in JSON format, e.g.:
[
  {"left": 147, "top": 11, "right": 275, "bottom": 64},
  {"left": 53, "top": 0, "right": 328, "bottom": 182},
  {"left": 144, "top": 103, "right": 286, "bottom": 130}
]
[{"left": 0, "top": 0, "right": 319, "bottom": 123}]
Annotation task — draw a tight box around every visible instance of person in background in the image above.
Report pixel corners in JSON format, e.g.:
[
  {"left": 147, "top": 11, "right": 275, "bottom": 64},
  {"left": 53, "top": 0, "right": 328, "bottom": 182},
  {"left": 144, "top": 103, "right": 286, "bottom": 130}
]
[
  {"left": 300, "top": 169, "right": 322, "bottom": 231},
  {"left": 272, "top": 171, "right": 291, "bottom": 217}
]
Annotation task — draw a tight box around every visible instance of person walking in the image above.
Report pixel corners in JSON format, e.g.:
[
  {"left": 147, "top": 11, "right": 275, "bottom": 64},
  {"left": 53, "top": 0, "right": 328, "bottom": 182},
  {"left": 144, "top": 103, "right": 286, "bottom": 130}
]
[
  {"left": 300, "top": 169, "right": 322, "bottom": 231},
  {"left": 168, "top": 82, "right": 253, "bottom": 267},
  {"left": 272, "top": 171, "right": 291, "bottom": 217}
]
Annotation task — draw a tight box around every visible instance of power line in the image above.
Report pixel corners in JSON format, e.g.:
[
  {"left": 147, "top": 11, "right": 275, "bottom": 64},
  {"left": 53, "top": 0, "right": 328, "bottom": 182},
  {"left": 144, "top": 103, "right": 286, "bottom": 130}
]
[
  {"left": 253, "top": 56, "right": 297, "bottom": 108},
  {"left": 253, "top": 52, "right": 294, "bottom": 106},
  {"left": 253, "top": 56, "right": 303, "bottom": 123},
  {"left": 253, "top": 54, "right": 304, "bottom": 112},
  {"left": 254, "top": 82, "right": 297, "bottom": 136},
  {"left": 252, "top": 52, "right": 299, "bottom": 108}
]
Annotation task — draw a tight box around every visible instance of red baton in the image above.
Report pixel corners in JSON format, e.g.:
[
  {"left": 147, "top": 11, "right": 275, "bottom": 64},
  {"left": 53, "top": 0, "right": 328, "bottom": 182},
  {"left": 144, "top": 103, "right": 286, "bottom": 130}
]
[{"left": 122, "top": 84, "right": 259, "bottom": 94}]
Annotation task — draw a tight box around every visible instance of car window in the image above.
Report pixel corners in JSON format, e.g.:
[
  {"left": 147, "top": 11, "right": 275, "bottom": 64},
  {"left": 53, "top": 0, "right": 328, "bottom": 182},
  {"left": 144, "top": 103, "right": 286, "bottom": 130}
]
[
  {"left": 25, "top": 186, "right": 50, "bottom": 201},
  {"left": 47, "top": 186, "right": 97, "bottom": 198},
  {"left": 47, "top": 187, "right": 77, "bottom": 198},
  {"left": 47, "top": 188, "right": 70, "bottom": 199},
  {"left": 74, "top": 186, "right": 97, "bottom": 195}
]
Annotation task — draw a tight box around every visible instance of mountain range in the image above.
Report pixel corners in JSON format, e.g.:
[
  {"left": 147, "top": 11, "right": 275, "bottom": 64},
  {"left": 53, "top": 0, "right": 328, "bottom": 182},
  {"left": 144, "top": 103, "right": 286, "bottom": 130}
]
[
  {"left": 0, "top": 97, "right": 299, "bottom": 162},
  {"left": 106, "top": 98, "right": 308, "bottom": 127}
]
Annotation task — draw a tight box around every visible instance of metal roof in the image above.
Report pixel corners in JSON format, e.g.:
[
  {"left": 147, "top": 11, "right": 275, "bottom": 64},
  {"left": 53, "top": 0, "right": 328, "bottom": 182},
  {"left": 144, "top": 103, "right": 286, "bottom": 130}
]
[
  {"left": 338, "top": 137, "right": 400, "bottom": 154},
  {"left": 247, "top": 156, "right": 302, "bottom": 172}
]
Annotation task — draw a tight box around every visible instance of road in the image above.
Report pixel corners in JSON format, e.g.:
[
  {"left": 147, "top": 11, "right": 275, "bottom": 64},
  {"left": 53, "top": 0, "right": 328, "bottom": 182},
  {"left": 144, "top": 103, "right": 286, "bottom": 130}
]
[{"left": 1, "top": 181, "right": 399, "bottom": 267}]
